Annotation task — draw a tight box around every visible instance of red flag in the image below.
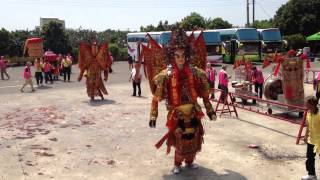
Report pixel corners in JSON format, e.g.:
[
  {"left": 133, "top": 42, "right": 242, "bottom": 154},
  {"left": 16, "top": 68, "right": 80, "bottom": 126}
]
[{"left": 273, "top": 63, "right": 281, "bottom": 76}]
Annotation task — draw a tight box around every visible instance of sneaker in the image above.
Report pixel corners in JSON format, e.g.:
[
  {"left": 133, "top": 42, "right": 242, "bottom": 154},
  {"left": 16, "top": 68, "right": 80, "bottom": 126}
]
[
  {"left": 302, "top": 175, "right": 317, "bottom": 180},
  {"left": 172, "top": 166, "right": 181, "bottom": 174},
  {"left": 186, "top": 163, "right": 199, "bottom": 169}
]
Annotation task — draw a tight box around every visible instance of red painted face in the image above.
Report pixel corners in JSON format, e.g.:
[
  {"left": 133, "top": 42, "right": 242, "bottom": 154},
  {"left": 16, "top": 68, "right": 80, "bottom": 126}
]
[{"left": 174, "top": 49, "right": 185, "bottom": 66}]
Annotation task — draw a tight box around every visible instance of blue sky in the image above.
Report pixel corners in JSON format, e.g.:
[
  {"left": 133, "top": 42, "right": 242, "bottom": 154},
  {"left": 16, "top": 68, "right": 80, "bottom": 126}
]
[{"left": 1, "top": 0, "right": 289, "bottom": 31}]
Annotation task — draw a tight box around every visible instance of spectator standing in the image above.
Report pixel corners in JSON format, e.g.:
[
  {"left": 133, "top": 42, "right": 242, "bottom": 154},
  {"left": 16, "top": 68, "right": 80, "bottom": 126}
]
[
  {"left": 127, "top": 54, "right": 133, "bottom": 70},
  {"left": 129, "top": 63, "right": 142, "bottom": 97},
  {"left": 0, "top": 56, "right": 10, "bottom": 80},
  {"left": 20, "top": 62, "right": 35, "bottom": 92},
  {"left": 251, "top": 66, "right": 264, "bottom": 99},
  {"left": 218, "top": 65, "right": 230, "bottom": 102},
  {"left": 205, "top": 63, "right": 217, "bottom": 99},
  {"left": 34, "top": 58, "right": 44, "bottom": 86},
  {"left": 44, "top": 60, "right": 53, "bottom": 84},
  {"left": 61, "top": 56, "right": 72, "bottom": 82},
  {"left": 302, "top": 96, "right": 320, "bottom": 180}
]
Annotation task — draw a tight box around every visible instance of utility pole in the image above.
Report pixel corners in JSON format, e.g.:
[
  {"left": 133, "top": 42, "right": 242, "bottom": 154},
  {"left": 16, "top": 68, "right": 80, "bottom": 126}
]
[
  {"left": 252, "top": 0, "right": 255, "bottom": 23},
  {"left": 246, "top": 0, "right": 250, "bottom": 27}
]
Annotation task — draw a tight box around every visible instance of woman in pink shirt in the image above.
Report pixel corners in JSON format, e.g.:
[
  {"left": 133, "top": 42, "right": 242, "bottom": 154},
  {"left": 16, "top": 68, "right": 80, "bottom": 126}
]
[
  {"left": 20, "top": 62, "right": 35, "bottom": 92},
  {"left": 251, "top": 66, "right": 264, "bottom": 99},
  {"left": 0, "top": 56, "right": 10, "bottom": 80},
  {"left": 218, "top": 65, "right": 229, "bottom": 102},
  {"left": 206, "top": 63, "right": 217, "bottom": 99}
]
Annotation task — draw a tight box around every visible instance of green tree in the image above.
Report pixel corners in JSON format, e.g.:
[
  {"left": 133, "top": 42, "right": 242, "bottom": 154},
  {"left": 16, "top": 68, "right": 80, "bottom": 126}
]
[
  {"left": 109, "top": 44, "right": 120, "bottom": 61},
  {"left": 41, "top": 21, "right": 72, "bottom": 54},
  {"left": 251, "top": 19, "right": 274, "bottom": 29},
  {"left": 180, "top": 12, "right": 206, "bottom": 30},
  {"left": 140, "top": 24, "right": 157, "bottom": 32},
  {"left": 0, "top": 28, "right": 11, "bottom": 56},
  {"left": 206, "top": 17, "right": 232, "bottom": 29},
  {"left": 283, "top": 33, "right": 306, "bottom": 49},
  {"left": 8, "top": 30, "right": 32, "bottom": 57},
  {"left": 274, "top": 0, "right": 320, "bottom": 36}
]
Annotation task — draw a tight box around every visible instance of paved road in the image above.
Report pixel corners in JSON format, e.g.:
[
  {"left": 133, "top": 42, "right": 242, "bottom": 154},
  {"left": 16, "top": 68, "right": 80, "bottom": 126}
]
[{"left": 0, "top": 62, "right": 133, "bottom": 95}]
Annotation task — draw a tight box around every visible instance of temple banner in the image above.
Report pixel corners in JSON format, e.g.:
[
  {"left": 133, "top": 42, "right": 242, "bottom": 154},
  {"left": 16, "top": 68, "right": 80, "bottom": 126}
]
[{"left": 23, "top": 38, "right": 44, "bottom": 58}]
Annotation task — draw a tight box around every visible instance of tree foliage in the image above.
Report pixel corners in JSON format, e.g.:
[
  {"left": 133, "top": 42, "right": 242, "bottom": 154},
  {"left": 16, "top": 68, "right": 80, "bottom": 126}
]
[
  {"left": 206, "top": 17, "right": 232, "bottom": 29},
  {"left": 180, "top": 12, "right": 206, "bottom": 30},
  {"left": 41, "top": 21, "right": 72, "bottom": 54},
  {"left": 0, "top": 28, "right": 11, "bottom": 56},
  {"left": 283, "top": 33, "right": 306, "bottom": 49},
  {"left": 274, "top": 0, "right": 320, "bottom": 36},
  {"left": 251, "top": 19, "right": 274, "bottom": 29}
]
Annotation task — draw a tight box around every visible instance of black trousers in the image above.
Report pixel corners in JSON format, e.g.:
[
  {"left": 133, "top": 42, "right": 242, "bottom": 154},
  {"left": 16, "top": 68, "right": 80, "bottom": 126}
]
[
  {"left": 35, "top": 72, "right": 43, "bottom": 85},
  {"left": 316, "top": 91, "right": 320, "bottom": 104},
  {"left": 208, "top": 80, "right": 215, "bottom": 99},
  {"left": 219, "top": 84, "right": 228, "bottom": 102},
  {"left": 306, "top": 143, "right": 316, "bottom": 176},
  {"left": 45, "top": 72, "right": 53, "bottom": 84},
  {"left": 132, "top": 81, "right": 141, "bottom": 96},
  {"left": 255, "top": 83, "right": 263, "bottom": 98},
  {"left": 63, "top": 67, "right": 71, "bottom": 82}
]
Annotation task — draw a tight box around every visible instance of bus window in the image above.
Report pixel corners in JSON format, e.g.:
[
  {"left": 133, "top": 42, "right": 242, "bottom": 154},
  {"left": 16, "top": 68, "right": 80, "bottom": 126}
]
[{"left": 206, "top": 45, "right": 222, "bottom": 56}]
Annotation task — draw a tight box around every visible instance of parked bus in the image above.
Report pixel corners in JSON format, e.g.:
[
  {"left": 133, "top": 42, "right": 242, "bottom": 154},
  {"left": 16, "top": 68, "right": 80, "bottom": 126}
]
[
  {"left": 127, "top": 32, "right": 162, "bottom": 62},
  {"left": 216, "top": 28, "right": 261, "bottom": 63},
  {"left": 128, "top": 30, "right": 223, "bottom": 64},
  {"left": 258, "top": 28, "right": 285, "bottom": 55}
]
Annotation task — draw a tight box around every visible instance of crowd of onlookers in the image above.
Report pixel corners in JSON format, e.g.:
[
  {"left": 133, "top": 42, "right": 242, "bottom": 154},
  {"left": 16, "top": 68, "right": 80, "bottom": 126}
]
[{"left": 20, "top": 53, "right": 73, "bottom": 92}]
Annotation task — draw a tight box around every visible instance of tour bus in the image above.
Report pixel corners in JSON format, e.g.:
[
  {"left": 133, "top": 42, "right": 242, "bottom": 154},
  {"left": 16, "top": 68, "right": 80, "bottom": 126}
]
[
  {"left": 258, "top": 28, "right": 285, "bottom": 54},
  {"left": 127, "top": 32, "right": 162, "bottom": 62},
  {"left": 127, "top": 30, "right": 223, "bottom": 64},
  {"left": 215, "top": 28, "right": 262, "bottom": 63}
]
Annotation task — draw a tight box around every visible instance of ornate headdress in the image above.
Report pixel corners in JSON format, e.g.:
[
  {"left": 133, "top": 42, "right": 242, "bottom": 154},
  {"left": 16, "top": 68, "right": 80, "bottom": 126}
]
[{"left": 165, "top": 28, "right": 192, "bottom": 63}]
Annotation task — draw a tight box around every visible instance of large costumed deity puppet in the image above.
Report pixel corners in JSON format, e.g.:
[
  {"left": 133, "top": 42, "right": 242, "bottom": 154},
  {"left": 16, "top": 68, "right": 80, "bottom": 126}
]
[
  {"left": 78, "top": 40, "right": 112, "bottom": 101},
  {"left": 263, "top": 50, "right": 307, "bottom": 107},
  {"left": 143, "top": 28, "right": 217, "bottom": 174}
]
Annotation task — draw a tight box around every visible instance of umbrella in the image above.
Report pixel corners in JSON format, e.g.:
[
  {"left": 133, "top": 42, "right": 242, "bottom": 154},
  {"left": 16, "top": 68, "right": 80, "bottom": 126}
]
[
  {"left": 44, "top": 51, "right": 58, "bottom": 62},
  {"left": 306, "top": 32, "right": 320, "bottom": 41}
]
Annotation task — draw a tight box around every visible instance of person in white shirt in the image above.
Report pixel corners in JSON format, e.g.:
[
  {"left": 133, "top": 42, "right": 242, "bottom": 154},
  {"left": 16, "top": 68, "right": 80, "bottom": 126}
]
[{"left": 129, "top": 63, "right": 142, "bottom": 97}]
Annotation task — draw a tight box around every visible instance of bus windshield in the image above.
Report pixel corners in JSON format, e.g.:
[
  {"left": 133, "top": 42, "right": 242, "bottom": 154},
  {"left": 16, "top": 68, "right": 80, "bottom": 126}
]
[
  {"left": 261, "top": 29, "right": 282, "bottom": 42},
  {"left": 236, "top": 29, "right": 259, "bottom": 41}
]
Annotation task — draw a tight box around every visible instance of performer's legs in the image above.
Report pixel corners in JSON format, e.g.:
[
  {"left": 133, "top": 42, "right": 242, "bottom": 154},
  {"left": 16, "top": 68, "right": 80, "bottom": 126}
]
[
  {"left": 45, "top": 72, "right": 49, "bottom": 83},
  {"left": 258, "top": 83, "right": 263, "bottom": 98},
  {"left": 185, "top": 154, "right": 199, "bottom": 169},
  {"left": 132, "top": 81, "right": 137, "bottom": 96},
  {"left": 210, "top": 81, "right": 215, "bottom": 99},
  {"left": 67, "top": 67, "right": 71, "bottom": 82},
  {"left": 63, "top": 68, "right": 66, "bottom": 82},
  {"left": 174, "top": 151, "right": 183, "bottom": 167},
  {"left": 90, "top": 86, "right": 95, "bottom": 101},
  {"left": 1, "top": 69, "right": 4, "bottom": 80},
  {"left": 48, "top": 72, "right": 53, "bottom": 83},
  {"left": 137, "top": 82, "right": 141, "bottom": 96},
  {"left": 28, "top": 79, "right": 35, "bottom": 91},
  {"left": 220, "top": 85, "right": 228, "bottom": 102},
  {"left": 40, "top": 72, "right": 43, "bottom": 84},
  {"left": 306, "top": 143, "right": 316, "bottom": 176},
  {"left": 98, "top": 89, "right": 104, "bottom": 100},
  {"left": 35, "top": 72, "right": 40, "bottom": 85},
  {"left": 21, "top": 80, "right": 28, "bottom": 92},
  {"left": 5, "top": 69, "right": 9, "bottom": 80}
]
